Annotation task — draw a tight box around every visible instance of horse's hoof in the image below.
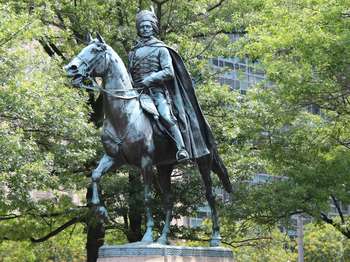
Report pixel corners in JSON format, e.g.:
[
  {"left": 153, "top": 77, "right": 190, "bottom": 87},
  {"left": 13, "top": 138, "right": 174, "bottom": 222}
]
[
  {"left": 97, "top": 206, "right": 109, "bottom": 220},
  {"left": 156, "top": 236, "right": 169, "bottom": 245},
  {"left": 141, "top": 232, "right": 154, "bottom": 243},
  {"left": 91, "top": 197, "right": 100, "bottom": 205},
  {"left": 210, "top": 238, "right": 221, "bottom": 247},
  {"left": 141, "top": 237, "right": 153, "bottom": 243},
  {"left": 91, "top": 171, "right": 101, "bottom": 182}
]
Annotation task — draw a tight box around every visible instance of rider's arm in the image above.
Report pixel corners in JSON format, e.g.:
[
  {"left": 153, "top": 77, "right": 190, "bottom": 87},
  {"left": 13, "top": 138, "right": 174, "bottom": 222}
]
[{"left": 141, "top": 47, "right": 174, "bottom": 86}]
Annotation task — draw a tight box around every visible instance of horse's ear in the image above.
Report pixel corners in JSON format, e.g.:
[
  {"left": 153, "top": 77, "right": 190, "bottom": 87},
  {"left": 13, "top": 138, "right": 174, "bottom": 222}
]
[
  {"left": 86, "top": 32, "right": 93, "bottom": 44},
  {"left": 150, "top": 6, "right": 155, "bottom": 15},
  {"left": 96, "top": 32, "right": 105, "bottom": 44}
]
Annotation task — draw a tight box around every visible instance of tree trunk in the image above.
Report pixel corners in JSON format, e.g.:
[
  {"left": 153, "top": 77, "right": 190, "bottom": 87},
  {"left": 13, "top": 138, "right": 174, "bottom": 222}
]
[
  {"left": 127, "top": 170, "right": 143, "bottom": 242},
  {"left": 86, "top": 185, "right": 106, "bottom": 262},
  {"left": 86, "top": 218, "right": 105, "bottom": 262}
]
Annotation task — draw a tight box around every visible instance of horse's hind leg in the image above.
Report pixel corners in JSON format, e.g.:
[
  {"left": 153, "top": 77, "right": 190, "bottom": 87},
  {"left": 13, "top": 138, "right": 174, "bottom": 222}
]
[
  {"left": 197, "top": 155, "right": 222, "bottom": 247},
  {"left": 141, "top": 156, "right": 154, "bottom": 242},
  {"left": 156, "top": 164, "right": 174, "bottom": 245}
]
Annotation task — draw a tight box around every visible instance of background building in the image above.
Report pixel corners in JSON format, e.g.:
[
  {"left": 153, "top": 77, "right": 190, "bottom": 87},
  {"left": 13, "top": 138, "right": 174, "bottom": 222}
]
[{"left": 210, "top": 56, "right": 266, "bottom": 94}]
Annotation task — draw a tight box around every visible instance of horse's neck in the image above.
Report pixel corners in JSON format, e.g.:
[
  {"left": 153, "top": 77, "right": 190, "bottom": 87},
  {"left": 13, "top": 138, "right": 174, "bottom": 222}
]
[
  {"left": 104, "top": 51, "right": 133, "bottom": 91},
  {"left": 103, "top": 53, "right": 141, "bottom": 125}
]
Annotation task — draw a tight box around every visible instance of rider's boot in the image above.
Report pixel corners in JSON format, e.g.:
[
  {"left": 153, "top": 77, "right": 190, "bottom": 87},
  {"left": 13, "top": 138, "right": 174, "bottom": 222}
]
[{"left": 169, "top": 125, "right": 189, "bottom": 162}]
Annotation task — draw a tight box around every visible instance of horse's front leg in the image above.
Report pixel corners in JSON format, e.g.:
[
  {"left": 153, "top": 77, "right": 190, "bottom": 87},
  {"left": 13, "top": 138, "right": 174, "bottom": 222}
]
[
  {"left": 141, "top": 156, "right": 154, "bottom": 243},
  {"left": 156, "top": 164, "right": 174, "bottom": 245},
  {"left": 91, "top": 153, "right": 115, "bottom": 206}
]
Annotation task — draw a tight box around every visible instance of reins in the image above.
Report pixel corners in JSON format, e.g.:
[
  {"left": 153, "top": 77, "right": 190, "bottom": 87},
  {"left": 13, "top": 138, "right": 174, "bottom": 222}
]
[{"left": 80, "top": 79, "right": 144, "bottom": 100}]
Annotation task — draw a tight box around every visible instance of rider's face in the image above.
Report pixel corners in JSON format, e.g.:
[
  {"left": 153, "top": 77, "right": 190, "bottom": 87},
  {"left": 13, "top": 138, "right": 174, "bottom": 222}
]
[{"left": 138, "top": 21, "right": 154, "bottom": 38}]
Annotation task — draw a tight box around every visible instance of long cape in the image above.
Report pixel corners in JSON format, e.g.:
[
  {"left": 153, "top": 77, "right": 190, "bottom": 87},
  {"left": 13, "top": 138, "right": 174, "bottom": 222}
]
[
  {"left": 165, "top": 47, "right": 216, "bottom": 159},
  {"left": 165, "top": 48, "right": 233, "bottom": 193},
  {"left": 128, "top": 39, "right": 232, "bottom": 191}
]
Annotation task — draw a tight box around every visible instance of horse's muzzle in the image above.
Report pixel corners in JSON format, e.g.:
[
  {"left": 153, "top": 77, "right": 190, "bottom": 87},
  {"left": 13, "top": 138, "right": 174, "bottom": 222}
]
[{"left": 64, "top": 60, "right": 85, "bottom": 87}]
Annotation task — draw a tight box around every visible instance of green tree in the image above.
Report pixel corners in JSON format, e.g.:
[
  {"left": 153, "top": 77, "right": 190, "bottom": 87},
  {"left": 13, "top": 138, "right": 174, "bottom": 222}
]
[
  {"left": 234, "top": 227, "right": 297, "bottom": 262},
  {"left": 0, "top": 2, "right": 98, "bottom": 260},
  {"left": 304, "top": 223, "right": 350, "bottom": 262},
  {"left": 223, "top": 0, "right": 350, "bottom": 239},
  {"left": 0, "top": 224, "right": 86, "bottom": 262}
]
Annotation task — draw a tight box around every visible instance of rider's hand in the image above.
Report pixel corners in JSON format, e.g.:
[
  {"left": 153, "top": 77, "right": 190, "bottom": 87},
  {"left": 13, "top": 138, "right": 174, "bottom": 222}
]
[{"left": 141, "top": 74, "right": 155, "bottom": 87}]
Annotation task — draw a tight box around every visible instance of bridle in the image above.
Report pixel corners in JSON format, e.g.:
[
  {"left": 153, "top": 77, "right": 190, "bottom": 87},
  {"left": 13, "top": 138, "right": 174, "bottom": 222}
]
[{"left": 75, "top": 43, "right": 143, "bottom": 100}]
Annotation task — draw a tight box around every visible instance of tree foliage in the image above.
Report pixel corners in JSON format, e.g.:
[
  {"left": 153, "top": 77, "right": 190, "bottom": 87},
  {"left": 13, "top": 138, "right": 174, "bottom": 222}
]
[
  {"left": 2, "top": 0, "right": 350, "bottom": 260},
  {"left": 304, "top": 223, "right": 350, "bottom": 262},
  {"left": 228, "top": 0, "right": 350, "bottom": 238}
]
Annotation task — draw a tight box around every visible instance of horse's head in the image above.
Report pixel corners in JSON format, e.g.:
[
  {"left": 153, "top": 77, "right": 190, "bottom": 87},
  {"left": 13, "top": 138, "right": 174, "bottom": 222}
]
[{"left": 65, "top": 33, "right": 109, "bottom": 87}]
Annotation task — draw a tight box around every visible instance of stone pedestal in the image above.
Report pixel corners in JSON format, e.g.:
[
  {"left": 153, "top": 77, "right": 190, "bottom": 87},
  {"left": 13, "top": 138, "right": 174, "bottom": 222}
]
[{"left": 97, "top": 242, "right": 234, "bottom": 262}]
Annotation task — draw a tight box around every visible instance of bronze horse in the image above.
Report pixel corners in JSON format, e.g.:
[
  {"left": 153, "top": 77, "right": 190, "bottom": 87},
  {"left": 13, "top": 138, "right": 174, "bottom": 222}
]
[{"left": 65, "top": 34, "right": 232, "bottom": 246}]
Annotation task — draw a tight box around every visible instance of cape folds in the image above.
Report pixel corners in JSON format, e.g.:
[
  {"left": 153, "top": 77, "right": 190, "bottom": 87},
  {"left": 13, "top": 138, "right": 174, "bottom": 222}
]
[{"left": 130, "top": 38, "right": 232, "bottom": 192}]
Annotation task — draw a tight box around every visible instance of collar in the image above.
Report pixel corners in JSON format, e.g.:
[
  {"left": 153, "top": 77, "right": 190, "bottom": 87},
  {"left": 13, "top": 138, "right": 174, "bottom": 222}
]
[{"left": 133, "top": 36, "right": 164, "bottom": 49}]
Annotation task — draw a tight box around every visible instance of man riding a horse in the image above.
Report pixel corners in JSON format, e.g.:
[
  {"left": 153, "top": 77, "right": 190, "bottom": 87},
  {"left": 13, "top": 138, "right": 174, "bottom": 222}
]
[
  {"left": 129, "top": 9, "right": 215, "bottom": 162},
  {"left": 65, "top": 8, "right": 232, "bottom": 248}
]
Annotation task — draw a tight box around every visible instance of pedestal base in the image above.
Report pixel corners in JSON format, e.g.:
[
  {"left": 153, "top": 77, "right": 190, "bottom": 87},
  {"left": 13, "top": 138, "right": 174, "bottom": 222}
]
[{"left": 97, "top": 242, "right": 234, "bottom": 262}]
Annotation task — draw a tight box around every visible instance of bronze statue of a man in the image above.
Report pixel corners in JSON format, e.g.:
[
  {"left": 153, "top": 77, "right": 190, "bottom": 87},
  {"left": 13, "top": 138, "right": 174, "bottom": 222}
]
[{"left": 129, "top": 9, "right": 215, "bottom": 162}]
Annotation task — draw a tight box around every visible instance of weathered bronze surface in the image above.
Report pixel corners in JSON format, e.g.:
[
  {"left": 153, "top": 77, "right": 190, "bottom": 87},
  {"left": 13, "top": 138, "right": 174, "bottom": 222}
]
[{"left": 65, "top": 9, "right": 232, "bottom": 247}]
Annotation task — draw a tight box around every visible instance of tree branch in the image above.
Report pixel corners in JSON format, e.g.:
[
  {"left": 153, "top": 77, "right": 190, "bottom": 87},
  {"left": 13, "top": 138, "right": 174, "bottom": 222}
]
[
  {"left": 30, "top": 215, "right": 82, "bottom": 243},
  {"left": 320, "top": 212, "right": 333, "bottom": 224},
  {"left": 222, "top": 237, "right": 272, "bottom": 248},
  {"left": 0, "top": 113, "right": 25, "bottom": 121},
  {"left": 189, "top": 33, "right": 218, "bottom": 59},
  {"left": 150, "top": 0, "right": 170, "bottom": 4},
  {"left": 320, "top": 211, "right": 350, "bottom": 239},
  {"left": 207, "top": 0, "right": 226, "bottom": 12},
  {"left": 0, "top": 214, "right": 23, "bottom": 221},
  {"left": 0, "top": 207, "right": 86, "bottom": 222},
  {"left": 178, "top": 234, "right": 272, "bottom": 248},
  {"left": 333, "top": 137, "right": 350, "bottom": 150},
  {"left": 0, "top": 21, "right": 33, "bottom": 48},
  {"left": 331, "top": 194, "right": 345, "bottom": 224},
  {"left": 192, "top": 29, "right": 247, "bottom": 38}
]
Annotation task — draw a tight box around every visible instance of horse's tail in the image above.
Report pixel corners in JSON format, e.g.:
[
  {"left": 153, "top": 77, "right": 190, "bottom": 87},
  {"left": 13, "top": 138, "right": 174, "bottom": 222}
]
[{"left": 211, "top": 147, "right": 233, "bottom": 193}]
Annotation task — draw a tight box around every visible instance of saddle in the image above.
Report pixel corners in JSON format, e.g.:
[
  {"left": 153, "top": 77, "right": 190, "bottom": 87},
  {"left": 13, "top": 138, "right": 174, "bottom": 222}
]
[
  {"left": 139, "top": 94, "right": 159, "bottom": 119},
  {"left": 139, "top": 94, "right": 166, "bottom": 137}
]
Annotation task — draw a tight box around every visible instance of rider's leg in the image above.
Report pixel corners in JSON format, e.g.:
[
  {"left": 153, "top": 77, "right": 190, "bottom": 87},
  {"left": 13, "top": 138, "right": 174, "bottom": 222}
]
[
  {"left": 168, "top": 125, "right": 189, "bottom": 161},
  {"left": 153, "top": 92, "right": 189, "bottom": 161}
]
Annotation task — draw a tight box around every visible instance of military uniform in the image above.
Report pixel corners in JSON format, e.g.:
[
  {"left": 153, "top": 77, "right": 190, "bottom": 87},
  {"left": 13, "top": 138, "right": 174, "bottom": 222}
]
[
  {"left": 128, "top": 9, "right": 216, "bottom": 161},
  {"left": 129, "top": 36, "right": 189, "bottom": 161},
  {"left": 129, "top": 38, "right": 177, "bottom": 129}
]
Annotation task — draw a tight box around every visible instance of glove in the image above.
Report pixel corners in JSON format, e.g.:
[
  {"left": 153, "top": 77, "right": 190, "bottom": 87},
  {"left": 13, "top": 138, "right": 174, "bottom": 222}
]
[{"left": 141, "top": 73, "right": 156, "bottom": 87}]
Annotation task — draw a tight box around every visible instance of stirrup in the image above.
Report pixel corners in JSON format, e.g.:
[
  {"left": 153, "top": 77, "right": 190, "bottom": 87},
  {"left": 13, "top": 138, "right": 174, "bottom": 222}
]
[{"left": 176, "top": 149, "right": 189, "bottom": 162}]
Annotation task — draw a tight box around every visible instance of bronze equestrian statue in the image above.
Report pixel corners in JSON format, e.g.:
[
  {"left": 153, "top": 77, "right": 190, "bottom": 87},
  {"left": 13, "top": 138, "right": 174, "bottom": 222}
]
[{"left": 65, "top": 9, "right": 232, "bottom": 247}]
